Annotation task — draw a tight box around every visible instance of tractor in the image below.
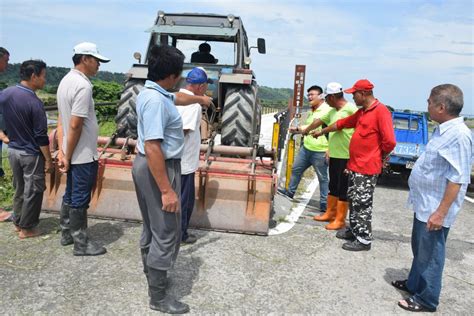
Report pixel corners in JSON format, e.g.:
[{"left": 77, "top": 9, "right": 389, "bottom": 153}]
[
  {"left": 43, "top": 11, "right": 276, "bottom": 235},
  {"left": 115, "top": 11, "right": 266, "bottom": 148}
]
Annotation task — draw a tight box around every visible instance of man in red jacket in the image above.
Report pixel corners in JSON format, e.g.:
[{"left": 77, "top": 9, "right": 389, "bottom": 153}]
[{"left": 312, "top": 79, "right": 396, "bottom": 251}]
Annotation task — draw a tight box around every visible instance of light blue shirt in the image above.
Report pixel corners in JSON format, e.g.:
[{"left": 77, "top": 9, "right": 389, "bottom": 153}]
[
  {"left": 136, "top": 80, "right": 184, "bottom": 159},
  {"left": 408, "top": 117, "right": 473, "bottom": 227}
]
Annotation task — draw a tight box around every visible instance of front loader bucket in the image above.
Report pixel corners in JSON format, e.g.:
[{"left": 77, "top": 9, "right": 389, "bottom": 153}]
[{"left": 191, "top": 156, "right": 275, "bottom": 235}]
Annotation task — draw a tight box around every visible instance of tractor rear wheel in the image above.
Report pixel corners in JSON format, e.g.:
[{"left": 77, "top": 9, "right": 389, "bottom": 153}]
[
  {"left": 221, "top": 84, "right": 261, "bottom": 147},
  {"left": 115, "top": 79, "right": 144, "bottom": 139}
]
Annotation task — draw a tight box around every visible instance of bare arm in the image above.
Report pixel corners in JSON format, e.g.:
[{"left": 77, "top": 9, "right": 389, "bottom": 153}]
[
  {"left": 310, "top": 123, "right": 339, "bottom": 138},
  {"left": 174, "top": 92, "right": 211, "bottom": 108},
  {"left": 59, "top": 115, "right": 83, "bottom": 173},
  {"left": 302, "top": 118, "right": 324, "bottom": 135},
  {"left": 39, "top": 145, "right": 53, "bottom": 173},
  {"left": 144, "top": 140, "right": 180, "bottom": 213},
  {"left": 426, "top": 181, "right": 461, "bottom": 231},
  {"left": 56, "top": 115, "right": 65, "bottom": 162}
]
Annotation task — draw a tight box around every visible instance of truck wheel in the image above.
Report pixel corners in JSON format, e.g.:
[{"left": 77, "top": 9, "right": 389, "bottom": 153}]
[
  {"left": 115, "top": 79, "right": 144, "bottom": 139},
  {"left": 221, "top": 84, "right": 261, "bottom": 147}
]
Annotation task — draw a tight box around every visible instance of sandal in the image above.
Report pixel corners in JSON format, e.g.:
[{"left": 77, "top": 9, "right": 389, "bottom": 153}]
[
  {"left": 391, "top": 279, "right": 411, "bottom": 293},
  {"left": 398, "top": 296, "right": 436, "bottom": 313}
]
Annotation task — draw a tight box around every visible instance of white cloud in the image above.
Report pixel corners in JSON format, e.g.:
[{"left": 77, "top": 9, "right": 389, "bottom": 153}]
[{"left": 1, "top": 0, "right": 472, "bottom": 113}]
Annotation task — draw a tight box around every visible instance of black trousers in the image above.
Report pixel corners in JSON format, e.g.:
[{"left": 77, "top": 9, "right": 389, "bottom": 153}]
[
  {"left": 180, "top": 172, "right": 195, "bottom": 241},
  {"left": 328, "top": 157, "right": 349, "bottom": 201}
]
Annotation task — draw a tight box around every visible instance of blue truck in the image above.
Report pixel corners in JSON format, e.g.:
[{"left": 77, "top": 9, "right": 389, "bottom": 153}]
[{"left": 386, "top": 111, "right": 429, "bottom": 177}]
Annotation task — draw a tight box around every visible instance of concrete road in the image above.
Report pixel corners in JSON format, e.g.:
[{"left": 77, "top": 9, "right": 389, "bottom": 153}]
[
  {"left": 1, "top": 117, "right": 473, "bottom": 314},
  {"left": 1, "top": 174, "right": 473, "bottom": 314}
]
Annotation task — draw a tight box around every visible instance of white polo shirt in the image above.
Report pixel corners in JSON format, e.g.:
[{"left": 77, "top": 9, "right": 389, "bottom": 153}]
[
  {"left": 57, "top": 69, "right": 99, "bottom": 164},
  {"left": 177, "top": 88, "right": 202, "bottom": 175}
]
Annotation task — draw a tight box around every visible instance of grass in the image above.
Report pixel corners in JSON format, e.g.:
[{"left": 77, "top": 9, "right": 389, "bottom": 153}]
[
  {"left": 0, "top": 151, "right": 14, "bottom": 209},
  {"left": 98, "top": 120, "right": 117, "bottom": 137}
]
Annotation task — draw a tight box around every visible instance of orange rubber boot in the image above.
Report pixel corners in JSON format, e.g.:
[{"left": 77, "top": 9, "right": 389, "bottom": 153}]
[
  {"left": 326, "top": 201, "right": 349, "bottom": 230},
  {"left": 314, "top": 195, "right": 338, "bottom": 222}
]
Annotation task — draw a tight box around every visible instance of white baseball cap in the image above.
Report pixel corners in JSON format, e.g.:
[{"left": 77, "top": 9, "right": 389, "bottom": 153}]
[
  {"left": 320, "top": 82, "right": 343, "bottom": 98},
  {"left": 73, "top": 42, "right": 110, "bottom": 63}
]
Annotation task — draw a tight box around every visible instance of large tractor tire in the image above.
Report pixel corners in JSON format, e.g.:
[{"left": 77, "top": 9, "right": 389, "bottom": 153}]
[
  {"left": 115, "top": 79, "right": 145, "bottom": 139},
  {"left": 221, "top": 84, "right": 261, "bottom": 147}
]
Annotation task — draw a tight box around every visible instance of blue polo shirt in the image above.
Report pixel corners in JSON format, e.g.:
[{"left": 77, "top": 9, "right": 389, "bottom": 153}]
[
  {"left": 0, "top": 84, "right": 49, "bottom": 155},
  {"left": 136, "top": 80, "right": 184, "bottom": 159}
]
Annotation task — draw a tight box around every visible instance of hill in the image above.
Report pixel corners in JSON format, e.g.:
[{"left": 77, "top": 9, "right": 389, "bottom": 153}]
[
  {"left": 0, "top": 63, "right": 126, "bottom": 91},
  {"left": 0, "top": 63, "right": 293, "bottom": 106}
]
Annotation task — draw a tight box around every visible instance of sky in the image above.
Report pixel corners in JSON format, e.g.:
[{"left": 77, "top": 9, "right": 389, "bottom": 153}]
[{"left": 1, "top": 0, "right": 473, "bottom": 115}]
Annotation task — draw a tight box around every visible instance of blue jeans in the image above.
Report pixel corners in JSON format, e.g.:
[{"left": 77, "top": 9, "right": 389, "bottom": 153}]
[
  {"left": 288, "top": 146, "right": 329, "bottom": 208},
  {"left": 407, "top": 216, "right": 450, "bottom": 310},
  {"left": 62, "top": 161, "right": 99, "bottom": 209}
]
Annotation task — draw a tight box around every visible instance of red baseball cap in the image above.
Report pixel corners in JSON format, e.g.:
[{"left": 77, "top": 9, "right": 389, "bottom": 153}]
[{"left": 344, "top": 79, "right": 374, "bottom": 94}]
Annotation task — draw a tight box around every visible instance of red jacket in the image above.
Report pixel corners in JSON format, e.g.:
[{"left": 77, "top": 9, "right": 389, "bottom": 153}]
[{"left": 336, "top": 100, "right": 396, "bottom": 175}]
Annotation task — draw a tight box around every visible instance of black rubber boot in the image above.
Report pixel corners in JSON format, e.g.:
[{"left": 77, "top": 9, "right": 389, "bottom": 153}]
[
  {"left": 141, "top": 248, "right": 152, "bottom": 297},
  {"left": 69, "top": 207, "right": 106, "bottom": 256},
  {"left": 148, "top": 268, "right": 189, "bottom": 314},
  {"left": 59, "top": 202, "right": 73, "bottom": 246}
]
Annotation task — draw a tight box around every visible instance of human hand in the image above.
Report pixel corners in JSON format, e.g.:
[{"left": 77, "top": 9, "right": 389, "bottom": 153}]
[
  {"left": 310, "top": 130, "right": 322, "bottom": 138},
  {"left": 382, "top": 154, "right": 390, "bottom": 169},
  {"left": 59, "top": 156, "right": 70, "bottom": 174},
  {"left": 426, "top": 210, "right": 445, "bottom": 231},
  {"left": 200, "top": 96, "right": 212, "bottom": 109},
  {"left": 289, "top": 126, "right": 299, "bottom": 134},
  {"left": 161, "top": 190, "right": 180, "bottom": 213},
  {"left": 0, "top": 131, "right": 9, "bottom": 144}
]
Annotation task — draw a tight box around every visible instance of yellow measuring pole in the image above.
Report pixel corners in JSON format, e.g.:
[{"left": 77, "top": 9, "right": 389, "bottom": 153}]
[
  {"left": 271, "top": 122, "right": 280, "bottom": 152},
  {"left": 285, "top": 136, "right": 296, "bottom": 189}
]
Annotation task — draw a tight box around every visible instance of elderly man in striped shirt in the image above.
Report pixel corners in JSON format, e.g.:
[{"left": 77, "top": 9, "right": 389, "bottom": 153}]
[{"left": 393, "top": 84, "right": 473, "bottom": 313}]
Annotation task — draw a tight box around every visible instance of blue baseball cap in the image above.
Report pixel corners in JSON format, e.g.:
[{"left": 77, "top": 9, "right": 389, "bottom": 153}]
[{"left": 186, "top": 67, "right": 213, "bottom": 84}]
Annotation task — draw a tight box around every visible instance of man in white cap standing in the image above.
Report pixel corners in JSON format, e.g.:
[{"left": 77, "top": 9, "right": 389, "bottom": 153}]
[
  {"left": 56, "top": 42, "right": 110, "bottom": 256},
  {"left": 302, "top": 82, "right": 357, "bottom": 230}
]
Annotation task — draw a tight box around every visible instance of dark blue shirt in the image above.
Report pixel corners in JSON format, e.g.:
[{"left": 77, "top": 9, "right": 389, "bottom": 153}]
[{"left": 0, "top": 84, "right": 49, "bottom": 155}]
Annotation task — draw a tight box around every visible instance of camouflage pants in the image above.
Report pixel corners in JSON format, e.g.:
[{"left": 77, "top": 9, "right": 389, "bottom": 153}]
[{"left": 347, "top": 171, "right": 378, "bottom": 244}]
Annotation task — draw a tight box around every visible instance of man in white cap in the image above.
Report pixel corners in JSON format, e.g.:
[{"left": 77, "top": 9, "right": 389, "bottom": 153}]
[
  {"left": 56, "top": 42, "right": 110, "bottom": 256},
  {"left": 313, "top": 79, "right": 396, "bottom": 251},
  {"left": 302, "top": 82, "right": 357, "bottom": 231}
]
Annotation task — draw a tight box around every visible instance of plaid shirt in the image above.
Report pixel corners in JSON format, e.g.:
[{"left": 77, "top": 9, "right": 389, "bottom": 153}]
[{"left": 408, "top": 117, "right": 473, "bottom": 227}]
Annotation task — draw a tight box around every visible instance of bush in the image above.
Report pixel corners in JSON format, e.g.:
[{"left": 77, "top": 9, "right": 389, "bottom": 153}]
[{"left": 92, "top": 80, "right": 122, "bottom": 121}]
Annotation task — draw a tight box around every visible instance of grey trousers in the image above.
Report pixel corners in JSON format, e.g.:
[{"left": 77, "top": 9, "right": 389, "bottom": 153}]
[
  {"left": 8, "top": 148, "right": 46, "bottom": 229},
  {"left": 132, "top": 154, "right": 181, "bottom": 271}
]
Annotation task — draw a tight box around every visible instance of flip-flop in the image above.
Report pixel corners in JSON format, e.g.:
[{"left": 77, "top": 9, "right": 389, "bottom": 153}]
[
  {"left": 391, "top": 279, "right": 410, "bottom": 293},
  {"left": 398, "top": 296, "right": 436, "bottom": 313}
]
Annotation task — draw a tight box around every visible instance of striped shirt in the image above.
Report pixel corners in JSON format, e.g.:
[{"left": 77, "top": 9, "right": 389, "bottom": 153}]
[{"left": 407, "top": 117, "right": 473, "bottom": 227}]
